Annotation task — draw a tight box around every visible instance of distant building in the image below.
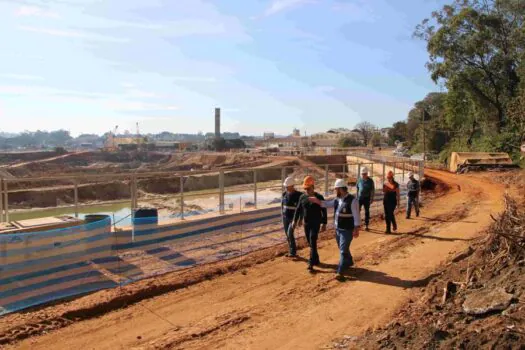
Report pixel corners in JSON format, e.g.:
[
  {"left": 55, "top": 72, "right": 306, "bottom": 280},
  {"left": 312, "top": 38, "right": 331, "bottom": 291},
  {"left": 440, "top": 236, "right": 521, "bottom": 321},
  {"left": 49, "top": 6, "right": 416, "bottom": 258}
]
[
  {"left": 380, "top": 127, "right": 392, "bottom": 138},
  {"left": 79, "top": 143, "right": 95, "bottom": 149},
  {"left": 263, "top": 132, "right": 275, "bottom": 140},
  {"left": 292, "top": 128, "right": 301, "bottom": 137},
  {"left": 309, "top": 128, "right": 364, "bottom": 146}
]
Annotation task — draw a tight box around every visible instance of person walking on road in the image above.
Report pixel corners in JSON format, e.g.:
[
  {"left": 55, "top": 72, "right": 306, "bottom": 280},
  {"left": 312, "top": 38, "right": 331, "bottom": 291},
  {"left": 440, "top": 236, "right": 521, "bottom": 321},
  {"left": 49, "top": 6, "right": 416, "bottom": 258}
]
[
  {"left": 309, "top": 179, "right": 360, "bottom": 281},
  {"left": 293, "top": 176, "right": 327, "bottom": 272},
  {"left": 356, "top": 167, "right": 375, "bottom": 231},
  {"left": 281, "top": 177, "right": 302, "bottom": 257},
  {"left": 383, "top": 171, "right": 400, "bottom": 234},
  {"left": 406, "top": 172, "right": 420, "bottom": 219}
]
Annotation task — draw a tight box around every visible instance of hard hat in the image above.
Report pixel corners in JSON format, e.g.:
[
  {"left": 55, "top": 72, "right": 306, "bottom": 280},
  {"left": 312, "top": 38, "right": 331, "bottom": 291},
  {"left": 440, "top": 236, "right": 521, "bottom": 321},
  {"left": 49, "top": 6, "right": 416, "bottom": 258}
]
[
  {"left": 302, "top": 175, "right": 315, "bottom": 189},
  {"left": 360, "top": 166, "right": 369, "bottom": 174},
  {"left": 334, "top": 179, "right": 347, "bottom": 189},
  {"left": 408, "top": 171, "right": 414, "bottom": 178},
  {"left": 283, "top": 177, "right": 295, "bottom": 187},
  {"left": 387, "top": 171, "right": 394, "bottom": 179}
]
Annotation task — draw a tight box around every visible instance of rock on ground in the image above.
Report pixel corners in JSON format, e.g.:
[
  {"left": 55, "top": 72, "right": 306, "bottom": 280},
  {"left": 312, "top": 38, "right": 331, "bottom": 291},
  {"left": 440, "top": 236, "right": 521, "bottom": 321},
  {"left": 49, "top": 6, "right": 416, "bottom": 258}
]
[{"left": 462, "top": 287, "right": 514, "bottom": 316}]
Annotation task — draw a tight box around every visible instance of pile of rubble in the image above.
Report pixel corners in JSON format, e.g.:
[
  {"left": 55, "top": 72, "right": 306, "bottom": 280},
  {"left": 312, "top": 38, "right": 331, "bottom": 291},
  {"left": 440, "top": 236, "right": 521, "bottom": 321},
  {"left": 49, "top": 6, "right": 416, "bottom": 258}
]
[{"left": 331, "top": 194, "right": 525, "bottom": 349}]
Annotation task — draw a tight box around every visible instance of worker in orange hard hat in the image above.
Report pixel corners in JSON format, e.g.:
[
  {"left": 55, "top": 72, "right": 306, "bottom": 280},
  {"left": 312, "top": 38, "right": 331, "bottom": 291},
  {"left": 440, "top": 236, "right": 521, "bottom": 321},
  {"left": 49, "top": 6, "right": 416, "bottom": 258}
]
[
  {"left": 293, "top": 175, "right": 327, "bottom": 272},
  {"left": 302, "top": 175, "right": 315, "bottom": 188},
  {"left": 383, "top": 170, "right": 400, "bottom": 234}
]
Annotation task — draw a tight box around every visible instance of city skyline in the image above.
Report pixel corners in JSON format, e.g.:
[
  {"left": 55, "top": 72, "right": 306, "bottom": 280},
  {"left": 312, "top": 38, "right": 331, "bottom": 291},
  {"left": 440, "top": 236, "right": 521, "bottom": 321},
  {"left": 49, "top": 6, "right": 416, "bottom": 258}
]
[{"left": 1, "top": 0, "right": 447, "bottom": 136}]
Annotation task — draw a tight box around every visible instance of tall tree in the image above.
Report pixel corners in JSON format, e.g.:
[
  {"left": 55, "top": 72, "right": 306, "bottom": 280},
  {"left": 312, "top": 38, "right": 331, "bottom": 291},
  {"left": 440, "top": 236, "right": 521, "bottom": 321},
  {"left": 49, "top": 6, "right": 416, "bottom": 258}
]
[
  {"left": 415, "top": 0, "right": 525, "bottom": 130},
  {"left": 354, "top": 122, "right": 376, "bottom": 147},
  {"left": 337, "top": 135, "right": 361, "bottom": 147},
  {"left": 388, "top": 121, "right": 408, "bottom": 145}
]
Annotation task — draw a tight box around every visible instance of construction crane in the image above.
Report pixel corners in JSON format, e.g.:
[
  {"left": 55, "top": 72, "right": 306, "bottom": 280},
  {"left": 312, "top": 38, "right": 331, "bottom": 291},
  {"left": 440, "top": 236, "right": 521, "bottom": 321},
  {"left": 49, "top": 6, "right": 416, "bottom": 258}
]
[{"left": 103, "top": 125, "right": 119, "bottom": 151}]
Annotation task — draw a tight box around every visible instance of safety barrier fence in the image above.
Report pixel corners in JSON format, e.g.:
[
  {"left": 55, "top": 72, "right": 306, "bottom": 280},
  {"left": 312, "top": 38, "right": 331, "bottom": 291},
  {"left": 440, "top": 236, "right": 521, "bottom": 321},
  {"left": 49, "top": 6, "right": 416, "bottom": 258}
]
[
  {"left": 0, "top": 157, "right": 423, "bottom": 225},
  {"left": 0, "top": 217, "right": 115, "bottom": 316},
  {"left": 0, "top": 155, "right": 423, "bottom": 315},
  {"left": 0, "top": 188, "right": 413, "bottom": 315}
]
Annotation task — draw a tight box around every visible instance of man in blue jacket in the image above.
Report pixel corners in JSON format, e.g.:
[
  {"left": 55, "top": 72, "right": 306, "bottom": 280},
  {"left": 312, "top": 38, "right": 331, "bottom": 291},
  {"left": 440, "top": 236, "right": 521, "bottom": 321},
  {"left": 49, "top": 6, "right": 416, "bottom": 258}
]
[
  {"left": 356, "top": 167, "right": 375, "bottom": 231},
  {"left": 406, "top": 172, "right": 420, "bottom": 219},
  {"left": 309, "top": 179, "right": 361, "bottom": 281}
]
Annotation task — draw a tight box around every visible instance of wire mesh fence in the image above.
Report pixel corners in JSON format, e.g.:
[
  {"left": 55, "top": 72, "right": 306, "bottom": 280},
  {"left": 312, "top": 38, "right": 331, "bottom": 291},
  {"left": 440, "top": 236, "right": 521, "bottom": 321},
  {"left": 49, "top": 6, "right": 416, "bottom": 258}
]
[{"left": 0, "top": 156, "right": 424, "bottom": 315}]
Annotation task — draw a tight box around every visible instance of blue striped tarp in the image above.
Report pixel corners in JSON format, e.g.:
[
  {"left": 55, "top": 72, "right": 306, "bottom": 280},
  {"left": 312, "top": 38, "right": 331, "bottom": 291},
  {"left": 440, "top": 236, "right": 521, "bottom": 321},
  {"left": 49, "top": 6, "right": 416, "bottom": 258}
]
[
  {"left": 0, "top": 217, "right": 116, "bottom": 316},
  {"left": 0, "top": 196, "right": 413, "bottom": 316}
]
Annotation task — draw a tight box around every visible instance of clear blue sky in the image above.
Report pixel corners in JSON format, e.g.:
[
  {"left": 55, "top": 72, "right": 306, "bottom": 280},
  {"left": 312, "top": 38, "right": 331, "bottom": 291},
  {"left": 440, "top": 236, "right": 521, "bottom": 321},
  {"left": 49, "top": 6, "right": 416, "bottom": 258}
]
[{"left": 0, "top": 0, "right": 447, "bottom": 136}]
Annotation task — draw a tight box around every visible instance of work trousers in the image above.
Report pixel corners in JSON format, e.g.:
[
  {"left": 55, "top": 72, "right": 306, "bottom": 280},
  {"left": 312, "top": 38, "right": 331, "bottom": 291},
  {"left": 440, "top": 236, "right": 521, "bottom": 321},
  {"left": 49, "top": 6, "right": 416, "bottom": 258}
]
[
  {"left": 406, "top": 195, "right": 419, "bottom": 218},
  {"left": 359, "top": 197, "right": 372, "bottom": 226},
  {"left": 335, "top": 228, "right": 353, "bottom": 274},
  {"left": 282, "top": 217, "right": 297, "bottom": 256},
  {"left": 383, "top": 200, "right": 397, "bottom": 233},
  {"left": 304, "top": 224, "right": 320, "bottom": 266}
]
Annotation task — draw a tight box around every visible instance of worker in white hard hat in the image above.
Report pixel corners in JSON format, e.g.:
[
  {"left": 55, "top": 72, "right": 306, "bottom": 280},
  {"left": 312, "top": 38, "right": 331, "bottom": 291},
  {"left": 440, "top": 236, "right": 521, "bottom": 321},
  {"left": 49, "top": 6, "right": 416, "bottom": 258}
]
[
  {"left": 356, "top": 166, "right": 375, "bottom": 231},
  {"left": 281, "top": 177, "right": 302, "bottom": 257},
  {"left": 308, "top": 178, "right": 361, "bottom": 281},
  {"left": 406, "top": 171, "right": 420, "bottom": 219}
]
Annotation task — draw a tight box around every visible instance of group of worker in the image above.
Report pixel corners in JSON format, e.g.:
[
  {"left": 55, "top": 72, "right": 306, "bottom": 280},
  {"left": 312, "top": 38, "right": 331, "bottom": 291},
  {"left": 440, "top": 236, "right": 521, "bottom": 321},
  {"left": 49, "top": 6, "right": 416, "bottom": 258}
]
[{"left": 281, "top": 168, "right": 420, "bottom": 281}]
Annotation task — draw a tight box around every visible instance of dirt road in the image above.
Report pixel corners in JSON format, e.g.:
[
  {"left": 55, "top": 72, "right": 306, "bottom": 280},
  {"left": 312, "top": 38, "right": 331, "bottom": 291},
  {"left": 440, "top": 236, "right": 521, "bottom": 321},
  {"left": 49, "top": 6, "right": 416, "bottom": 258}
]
[{"left": 4, "top": 170, "right": 504, "bottom": 349}]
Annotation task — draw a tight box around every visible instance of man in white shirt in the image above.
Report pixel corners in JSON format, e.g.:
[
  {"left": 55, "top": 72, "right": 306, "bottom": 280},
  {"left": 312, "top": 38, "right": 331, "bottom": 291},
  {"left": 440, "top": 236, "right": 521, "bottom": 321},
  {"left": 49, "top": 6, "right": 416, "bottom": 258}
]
[{"left": 309, "top": 179, "right": 360, "bottom": 281}]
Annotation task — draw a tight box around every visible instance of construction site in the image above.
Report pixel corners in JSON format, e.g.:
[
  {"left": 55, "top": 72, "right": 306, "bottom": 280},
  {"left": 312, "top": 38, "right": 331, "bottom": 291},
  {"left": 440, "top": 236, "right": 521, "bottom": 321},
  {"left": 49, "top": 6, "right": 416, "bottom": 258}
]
[
  {"left": 2, "top": 0, "right": 525, "bottom": 346},
  {"left": 0, "top": 133, "right": 523, "bottom": 349}
]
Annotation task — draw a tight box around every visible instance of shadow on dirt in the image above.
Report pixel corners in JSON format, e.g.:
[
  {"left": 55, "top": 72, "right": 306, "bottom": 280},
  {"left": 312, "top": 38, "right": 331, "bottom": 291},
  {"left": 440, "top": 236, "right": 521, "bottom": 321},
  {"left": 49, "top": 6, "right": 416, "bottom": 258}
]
[
  {"left": 365, "top": 228, "right": 472, "bottom": 242},
  {"left": 342, "top": 268, "right": 441, "bottom": 288}
]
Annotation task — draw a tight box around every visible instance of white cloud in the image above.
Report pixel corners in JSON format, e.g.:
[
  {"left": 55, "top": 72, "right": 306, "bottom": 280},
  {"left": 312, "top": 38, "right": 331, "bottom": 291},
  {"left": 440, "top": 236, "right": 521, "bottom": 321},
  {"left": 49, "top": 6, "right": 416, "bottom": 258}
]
[
  {"left": 172, "top": 76, "right": 218, "bottom": 83},
  {"left": 264, "top": 0, "right": 315, "bottom": 16},
  {"left": 0, "top": 74, "right": 44, "bottom": 81},
  {"left": 0, "top": 85, "right": 177, "bottom": 112},
  {"left": 221, "top": 108, "right": 241, "bottom": 113},
  {"left": 124, "top": 89, "right": 160, "bottom": 99},
  {"left": 17, "top": 26, "right": 130, "bottom": 43},
  {"left": 0, "top": 53, "right": 45, "bottom": 61},
  {"left": 331, "top": 1, "right": 377, "bottom": 22},
  {"left": 316, "top": 85, "right": 336, "bottom": 93},
  {"left": 105, "top": 100, "right": 178, "bottom": 111},
  {"left": 16, "top": 6, "right": 60, "bottom": 19}
]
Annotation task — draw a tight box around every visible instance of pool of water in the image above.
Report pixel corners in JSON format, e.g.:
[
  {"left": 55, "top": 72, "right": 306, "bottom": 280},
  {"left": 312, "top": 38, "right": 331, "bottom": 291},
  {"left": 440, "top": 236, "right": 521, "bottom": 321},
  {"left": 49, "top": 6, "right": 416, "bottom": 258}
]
[{"left": 8, "top": 191, "right": 283, "bottom": 228}]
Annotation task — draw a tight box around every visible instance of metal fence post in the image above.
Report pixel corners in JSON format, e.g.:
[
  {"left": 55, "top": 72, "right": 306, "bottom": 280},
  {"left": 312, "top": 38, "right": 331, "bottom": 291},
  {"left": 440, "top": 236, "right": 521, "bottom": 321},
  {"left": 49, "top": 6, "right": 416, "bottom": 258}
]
[
  {"left": 382, "top": 163, "right": 386, "bottom": 186},
  {"left": 393, "top": 162, "right": 397, "bottom": 180},
  {"left": 74, "top": 180, "right": 79, "bottom": 218},
  {"left": 357, "top": 164, "right": 361, "bottom": 182},
  {"left": 219, "top": 171, "right": 225, "bottom": 214},
  {"left": 324, "top": 164, "right": 329, "bottom": 196},
  {"left": 180, "top": 176, "right": 185, "bottom": 220},
  {"left": 419, "top": 161, "right": 424, "bottom": 205},
  {"left": 342, "top": 164, "right": 346, "bottom": 179},
  {"left": 133, "top": 177, "right": 139, "bottom": 209},
  {"left": 130, "top": 177, "right": 134, "bottom": 216},
  {"left": 0, "top": 178, "right": 4, "bottom": 223},
  {"left": 253, "top": 170, "right": 257, "bottom": 209},
  {"left": 131, "top": 176, "right": 138, "bottom": 210},
  {"left": 281, "top": 167, "right": 286, "bottom": 191},
  {"left": 402, "top": 163, "right": 405, "bottom": 183},
  {"left": 3, "top": 180, "right": 8, "bottom": 223}
]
